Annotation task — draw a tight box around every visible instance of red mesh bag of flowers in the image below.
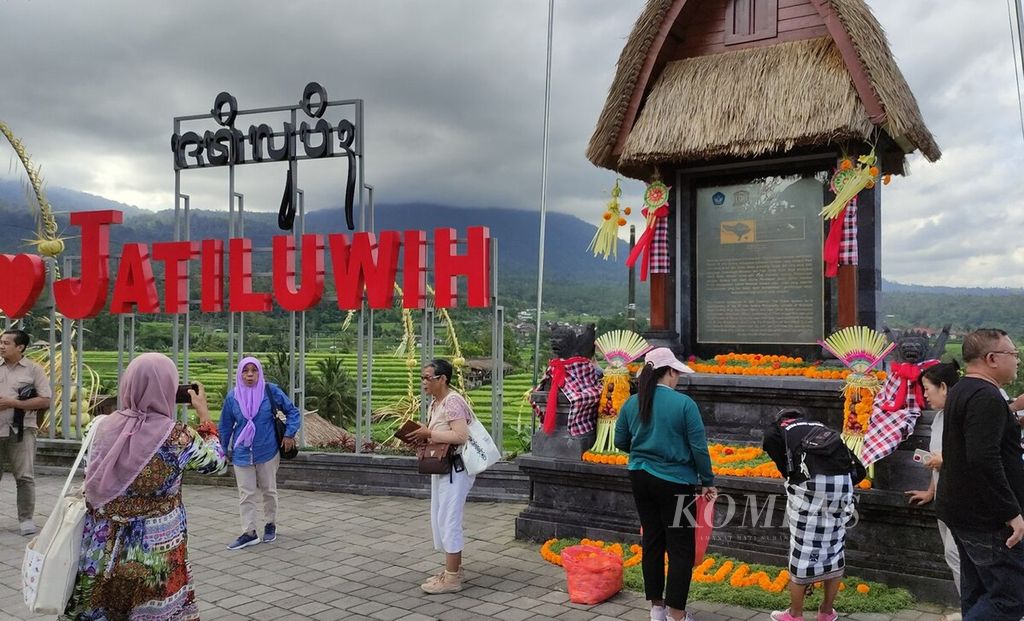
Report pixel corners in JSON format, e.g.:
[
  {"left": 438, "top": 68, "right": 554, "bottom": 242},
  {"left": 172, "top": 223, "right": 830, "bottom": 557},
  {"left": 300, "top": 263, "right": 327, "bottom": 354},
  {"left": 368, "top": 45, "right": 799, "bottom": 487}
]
[{"left": 560, "top": 545, "right": 623, "bottom": 604}]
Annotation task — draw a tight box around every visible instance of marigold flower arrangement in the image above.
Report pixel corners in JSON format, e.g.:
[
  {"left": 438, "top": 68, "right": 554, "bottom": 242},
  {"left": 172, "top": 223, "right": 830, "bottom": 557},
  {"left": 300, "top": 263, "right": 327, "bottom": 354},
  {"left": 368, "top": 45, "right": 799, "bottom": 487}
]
[
  {"left": 687, "top": 353, "right": 886, "bottom": 382},
  {"left": 583, "top": 451, "right": 628, "bottom": 465},
  {"left": 541, "top": 537, "right": 642, "bottom": 568}
]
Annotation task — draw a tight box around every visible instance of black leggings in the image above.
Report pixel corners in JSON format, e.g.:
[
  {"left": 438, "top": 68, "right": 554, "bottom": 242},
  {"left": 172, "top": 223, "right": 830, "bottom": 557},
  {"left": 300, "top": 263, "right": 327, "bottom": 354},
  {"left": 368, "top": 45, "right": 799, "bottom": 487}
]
[{"left": 628, "top": 468, "right": 697, "bottom": 610}]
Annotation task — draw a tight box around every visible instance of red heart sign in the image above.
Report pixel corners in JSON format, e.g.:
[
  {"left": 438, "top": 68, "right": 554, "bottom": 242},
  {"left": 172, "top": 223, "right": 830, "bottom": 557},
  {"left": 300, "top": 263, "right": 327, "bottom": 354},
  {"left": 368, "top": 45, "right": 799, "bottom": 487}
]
[{"left": 0, "top": 254, "right": 46, "bottom": 318}]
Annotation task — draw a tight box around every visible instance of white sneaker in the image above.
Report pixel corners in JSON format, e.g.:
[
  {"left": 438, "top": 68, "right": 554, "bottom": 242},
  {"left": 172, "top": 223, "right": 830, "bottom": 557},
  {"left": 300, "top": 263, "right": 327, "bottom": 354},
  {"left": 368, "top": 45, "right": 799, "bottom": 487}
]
[
  {"left": 20, "top": 520, "right": 37, "bottom": 536},
  {"left": 651, "top": 605, "right": 667, "bottom": 621}
]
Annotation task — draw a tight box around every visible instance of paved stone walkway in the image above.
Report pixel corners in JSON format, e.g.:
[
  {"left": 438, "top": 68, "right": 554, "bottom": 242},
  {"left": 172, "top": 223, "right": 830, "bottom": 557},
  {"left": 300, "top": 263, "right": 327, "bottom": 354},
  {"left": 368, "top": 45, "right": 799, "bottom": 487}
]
[{"left": 1, "top": 474, "right": 955, "bottom": 620}]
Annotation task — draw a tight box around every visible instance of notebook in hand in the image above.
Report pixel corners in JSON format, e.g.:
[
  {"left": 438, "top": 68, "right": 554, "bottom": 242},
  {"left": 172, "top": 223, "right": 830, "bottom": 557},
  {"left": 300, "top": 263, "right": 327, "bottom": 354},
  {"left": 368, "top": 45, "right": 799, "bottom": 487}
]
[{"left": 395, "top": 419, "right": 424, "bottom": 444}]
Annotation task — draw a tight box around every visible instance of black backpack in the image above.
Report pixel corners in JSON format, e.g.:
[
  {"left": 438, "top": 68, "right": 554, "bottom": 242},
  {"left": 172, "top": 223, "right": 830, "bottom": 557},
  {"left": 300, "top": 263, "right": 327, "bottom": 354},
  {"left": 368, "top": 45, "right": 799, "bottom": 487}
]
[{"left": 782, "top": 421, "right": 866, "bottom": 484}]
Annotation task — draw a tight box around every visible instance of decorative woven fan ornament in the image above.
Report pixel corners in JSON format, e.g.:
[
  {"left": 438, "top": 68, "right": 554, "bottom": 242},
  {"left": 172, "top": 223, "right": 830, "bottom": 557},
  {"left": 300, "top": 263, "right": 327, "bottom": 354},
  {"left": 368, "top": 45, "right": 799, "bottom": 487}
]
[
  {"left": 819, "top": 326, "right": 894, "bottom": 394},
  {"left": 818, "top": 325, "right": 895, "bottom": 461},
  {"left": 587, "top": 180, "right": 631, "bottom": 260},
  {"left": 589, "top": 330, "right": 651, "bottom": 454}
]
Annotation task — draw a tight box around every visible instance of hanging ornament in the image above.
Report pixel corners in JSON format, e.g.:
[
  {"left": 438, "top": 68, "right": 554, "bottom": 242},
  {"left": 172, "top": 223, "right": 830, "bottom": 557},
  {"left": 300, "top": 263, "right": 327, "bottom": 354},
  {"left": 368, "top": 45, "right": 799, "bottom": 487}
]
[
  {"left": 587, "top": 180, "right": 631, "bottom": 260},
  {"left": 625, "top": 180, "right": 670, "bottom": 281},
  {"left": 821, "top": 150, "right": 882, "bottom": 278},
  {"left": 821, "top": 150, "right": 880, "bottom": 220}
]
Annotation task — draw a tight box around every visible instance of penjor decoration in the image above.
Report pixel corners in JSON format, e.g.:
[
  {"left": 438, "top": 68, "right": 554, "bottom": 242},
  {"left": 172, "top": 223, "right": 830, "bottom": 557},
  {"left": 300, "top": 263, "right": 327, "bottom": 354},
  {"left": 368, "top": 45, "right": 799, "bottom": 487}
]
[
  {"left": 587, "top": 180, "right": 631, "bottom": 260},
  {"left": 589, "top": 330, "right": 651, "bottom": 454},
  {"left": 818, "top": 326, "right": 896, "bottom": 460},
  {"left": 625, "top": 180, "right": 670, "bottom": 282}
]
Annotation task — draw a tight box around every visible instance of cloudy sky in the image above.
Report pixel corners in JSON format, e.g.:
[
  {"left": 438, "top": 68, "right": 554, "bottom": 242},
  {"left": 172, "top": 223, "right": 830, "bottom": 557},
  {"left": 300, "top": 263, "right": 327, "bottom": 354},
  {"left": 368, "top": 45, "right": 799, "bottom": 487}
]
[{"left": 2, "top": 0, "right": 1023, "bottom": 288}]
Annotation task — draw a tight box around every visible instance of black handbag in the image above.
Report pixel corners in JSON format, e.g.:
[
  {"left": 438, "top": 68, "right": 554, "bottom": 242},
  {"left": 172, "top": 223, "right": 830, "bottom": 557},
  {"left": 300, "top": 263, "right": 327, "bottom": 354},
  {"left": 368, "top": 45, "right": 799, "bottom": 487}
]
[
  {"left": 264, "top": 385, "right": 299, "bottom": 460},
  {"left": 12, "top": 386, "right": 37, "bottom": 442}
]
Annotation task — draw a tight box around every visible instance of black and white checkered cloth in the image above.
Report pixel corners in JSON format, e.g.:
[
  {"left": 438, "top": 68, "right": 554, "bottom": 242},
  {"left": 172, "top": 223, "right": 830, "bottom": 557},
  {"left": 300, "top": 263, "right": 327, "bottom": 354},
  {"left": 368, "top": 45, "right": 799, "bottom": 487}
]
[{"left": 785, "top": 474, "right": 855, "bottom": 584}]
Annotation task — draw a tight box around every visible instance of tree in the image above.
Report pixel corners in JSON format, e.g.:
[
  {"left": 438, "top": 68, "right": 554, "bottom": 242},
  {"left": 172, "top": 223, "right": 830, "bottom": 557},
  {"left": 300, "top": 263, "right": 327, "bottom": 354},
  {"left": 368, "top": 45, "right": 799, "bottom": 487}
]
[{"left": 305, "top": 356, "right": 357, "bottom": 430}]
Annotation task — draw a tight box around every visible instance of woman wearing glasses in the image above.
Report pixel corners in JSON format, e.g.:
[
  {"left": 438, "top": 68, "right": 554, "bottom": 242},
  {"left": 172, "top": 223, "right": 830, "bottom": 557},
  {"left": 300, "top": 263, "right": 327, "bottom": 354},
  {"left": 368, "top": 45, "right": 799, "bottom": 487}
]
[{"left": 404, "top": 358, "right": 475, "bottom": 594}]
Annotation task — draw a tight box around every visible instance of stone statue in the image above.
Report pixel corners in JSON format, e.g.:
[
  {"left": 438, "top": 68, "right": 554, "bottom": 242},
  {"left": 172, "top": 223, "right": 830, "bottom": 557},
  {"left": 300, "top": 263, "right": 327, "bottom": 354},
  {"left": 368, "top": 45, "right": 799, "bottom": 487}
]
[
  {"left": 531, "top": 322, "right": 601, "bottom": 437},
  {"left": 860, "top": 324, "right": 952, "bottom": 466},
  {"left": 882, "top": 324, "right": 951, "bottom": 364}
]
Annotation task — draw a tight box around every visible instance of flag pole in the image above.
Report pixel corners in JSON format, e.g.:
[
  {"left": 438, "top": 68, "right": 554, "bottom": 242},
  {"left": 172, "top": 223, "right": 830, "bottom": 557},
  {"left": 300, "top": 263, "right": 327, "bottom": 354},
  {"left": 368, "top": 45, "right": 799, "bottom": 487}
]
[{"left": 531, "top": 0, "right": 555, "bottom": 401}]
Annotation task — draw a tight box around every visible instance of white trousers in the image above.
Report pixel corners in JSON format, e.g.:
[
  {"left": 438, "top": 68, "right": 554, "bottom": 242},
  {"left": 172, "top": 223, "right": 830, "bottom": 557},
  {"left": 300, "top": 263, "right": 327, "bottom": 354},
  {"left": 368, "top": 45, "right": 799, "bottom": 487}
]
[
  {"left": 233, "top": 454, "right": 280, "bottom": 534},
  {"left": 430, "top": 468, "right": 475, "bottom": 554},
  {"left": 937, "top": 518, "right": 961, "bottom": 595}
]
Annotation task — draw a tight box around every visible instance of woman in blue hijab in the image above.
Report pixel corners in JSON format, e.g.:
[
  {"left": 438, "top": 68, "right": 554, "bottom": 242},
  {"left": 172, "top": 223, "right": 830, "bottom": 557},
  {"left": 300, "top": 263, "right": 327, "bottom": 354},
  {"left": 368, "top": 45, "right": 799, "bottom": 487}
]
[{"left": 219, "top": 356, "right": 301, "bottom": 550}]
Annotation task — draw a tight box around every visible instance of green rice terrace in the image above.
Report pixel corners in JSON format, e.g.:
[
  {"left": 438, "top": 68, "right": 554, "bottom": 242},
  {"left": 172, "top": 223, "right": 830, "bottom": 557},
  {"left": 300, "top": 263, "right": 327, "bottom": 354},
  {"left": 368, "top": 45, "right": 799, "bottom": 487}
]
[{"left": 81, "top": 350, "right": 538, "bottom": 454}]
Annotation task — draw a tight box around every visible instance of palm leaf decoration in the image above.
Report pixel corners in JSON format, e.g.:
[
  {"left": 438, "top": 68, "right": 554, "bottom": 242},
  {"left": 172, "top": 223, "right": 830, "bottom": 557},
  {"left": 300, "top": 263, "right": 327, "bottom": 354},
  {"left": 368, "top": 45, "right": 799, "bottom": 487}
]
[
  {"left": 590, "top": 330, "right": 651, "bottom": 455},
  {"left": 595, "top": 330, "right": 651, "bottom": 370},
  {"left": 819, "top": 325, "right": 894, "bottom": 395}
]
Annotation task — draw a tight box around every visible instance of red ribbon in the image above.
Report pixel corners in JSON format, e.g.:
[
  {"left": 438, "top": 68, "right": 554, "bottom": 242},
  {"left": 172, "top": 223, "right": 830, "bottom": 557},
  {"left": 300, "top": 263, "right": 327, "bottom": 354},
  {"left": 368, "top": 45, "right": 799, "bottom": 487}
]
[
  {"left": 543, "top": 356, "right": 590, "bottom": 434},
  {"left": 881, "top": 359, "right": 940, "bottom": 413},
  {"left": 822, "top": 205, "right": 847, "bottom": 278},
  {"left": 625, "top": 205, "right": 668, "bottom": 282}
]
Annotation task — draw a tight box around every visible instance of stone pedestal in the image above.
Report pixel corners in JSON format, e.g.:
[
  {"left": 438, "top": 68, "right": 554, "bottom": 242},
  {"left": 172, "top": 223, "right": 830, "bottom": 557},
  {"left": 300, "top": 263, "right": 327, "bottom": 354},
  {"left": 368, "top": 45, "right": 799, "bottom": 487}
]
[
  {"left": 515, "top": 376, "right": 956, "bottom": 605},
  {"left": 529, "top": 391, "right": 597, "bottom": 461},
  {"left": 514, "top": 454, "right": 956, "bottom": 605},
  {"left": 871, "top": 409, "right": 935, "bottom": 492}
]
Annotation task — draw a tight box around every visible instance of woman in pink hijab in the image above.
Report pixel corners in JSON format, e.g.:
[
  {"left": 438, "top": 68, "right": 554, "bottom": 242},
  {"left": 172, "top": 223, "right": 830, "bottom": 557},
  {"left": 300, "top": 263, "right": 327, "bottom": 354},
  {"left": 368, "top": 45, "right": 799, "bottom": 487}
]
[
  {"left": 62, "top": 352, "right": 226, "bottom": 621},
  {"left": 218, "top": 356, "right": 301, "bottom": 550}
]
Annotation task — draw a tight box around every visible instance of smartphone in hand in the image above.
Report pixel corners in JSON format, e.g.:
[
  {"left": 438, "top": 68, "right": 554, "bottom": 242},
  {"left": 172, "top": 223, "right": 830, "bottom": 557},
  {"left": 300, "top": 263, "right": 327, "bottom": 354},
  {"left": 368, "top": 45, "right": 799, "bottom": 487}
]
[{"left": 175, "top": 383, "right": 199, "bottom": 404}]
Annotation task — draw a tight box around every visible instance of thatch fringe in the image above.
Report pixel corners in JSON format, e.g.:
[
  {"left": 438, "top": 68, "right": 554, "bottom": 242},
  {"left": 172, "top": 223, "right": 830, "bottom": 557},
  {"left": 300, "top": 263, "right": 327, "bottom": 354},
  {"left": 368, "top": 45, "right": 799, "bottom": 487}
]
[
  {"left": 585, "top": 0, "right": 676, "bottom": 170},
  {"left": 620, "top": 37, "right": 874, "bottom": 168},
  {"left": 587, "top": 0, "right": 940, "bottom": 175},
  {"left": 825, "top": 0, "right": 940, "bottom": 161}
]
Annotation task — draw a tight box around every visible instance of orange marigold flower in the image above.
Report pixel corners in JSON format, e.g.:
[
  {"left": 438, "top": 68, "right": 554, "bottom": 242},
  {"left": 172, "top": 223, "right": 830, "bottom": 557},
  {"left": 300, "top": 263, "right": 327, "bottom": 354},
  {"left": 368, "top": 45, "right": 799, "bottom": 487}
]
[
  {"left": 869, "top": 166, "right": 880, "bottom": 177},
  {"left": 602, "top": 212, "right": 612, "bottom": 220},
  {"left": 624, "top": 207, "right": 632, "bottom": 215},
  {"left": 857, "top": 583, "right": 870, "bottom": 593},
  {"left": 839, "top": 159, "right": 853, "bottom": 170},
  {"left": 617, "top": 218, "right": 627, "bottom": 226}
]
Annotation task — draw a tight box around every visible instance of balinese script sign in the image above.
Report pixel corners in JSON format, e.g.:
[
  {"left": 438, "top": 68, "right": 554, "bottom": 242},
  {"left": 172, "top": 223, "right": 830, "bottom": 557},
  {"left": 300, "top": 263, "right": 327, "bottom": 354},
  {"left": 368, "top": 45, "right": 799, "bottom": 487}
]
[
  {"left": 0, "top": 210, "right": 491, "bottom": 319},
  {"left": 171, "top": 82, "right": 359, "bottom": 230}
]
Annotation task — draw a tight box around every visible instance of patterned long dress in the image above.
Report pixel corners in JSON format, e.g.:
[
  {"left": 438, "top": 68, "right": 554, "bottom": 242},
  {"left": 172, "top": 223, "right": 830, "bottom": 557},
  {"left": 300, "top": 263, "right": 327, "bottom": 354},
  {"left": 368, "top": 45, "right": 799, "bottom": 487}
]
[{"left": 62, "top": 422, "right": 227, "bottom": 621}]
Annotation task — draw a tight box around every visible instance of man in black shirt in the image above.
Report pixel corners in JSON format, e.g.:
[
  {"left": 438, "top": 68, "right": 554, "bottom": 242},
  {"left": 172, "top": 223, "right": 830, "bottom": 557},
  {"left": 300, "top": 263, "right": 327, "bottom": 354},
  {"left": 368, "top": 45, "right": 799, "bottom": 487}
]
[{"left": 936, "top": 328, "right": 1024, "bottom": 621}]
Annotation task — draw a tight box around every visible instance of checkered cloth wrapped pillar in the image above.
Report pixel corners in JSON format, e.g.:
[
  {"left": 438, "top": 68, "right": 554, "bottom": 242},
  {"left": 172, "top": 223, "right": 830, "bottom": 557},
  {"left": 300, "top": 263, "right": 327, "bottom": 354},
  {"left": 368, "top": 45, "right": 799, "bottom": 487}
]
[
  {"left": 650, "top": 214, "right": 670, "bottom": 274},
  {"left": 823, "top": 197, "right": 859, "bottom": 277},
  {"left": 531, "top": 357, "right": 602, "bottom": 437},
  {"left": 839, "top": 198, "right": 858, "bottom": 267}
]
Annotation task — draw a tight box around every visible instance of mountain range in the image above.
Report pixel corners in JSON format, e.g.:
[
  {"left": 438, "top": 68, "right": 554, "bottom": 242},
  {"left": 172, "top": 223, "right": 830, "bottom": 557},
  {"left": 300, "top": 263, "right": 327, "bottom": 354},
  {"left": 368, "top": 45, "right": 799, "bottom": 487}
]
[
  {"left": 5, "top": 179, "right": 1024, "bottom": 330},
  {"left": 0, "top": 179, "right": 646, "bottom": 315}
]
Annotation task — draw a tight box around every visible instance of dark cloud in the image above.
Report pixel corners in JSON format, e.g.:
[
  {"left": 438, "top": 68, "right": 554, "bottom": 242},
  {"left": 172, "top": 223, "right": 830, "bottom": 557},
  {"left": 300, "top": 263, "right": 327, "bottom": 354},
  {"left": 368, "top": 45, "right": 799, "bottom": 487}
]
[{"left": 1, "top": 0, "right": 1022, "bottom": 286}]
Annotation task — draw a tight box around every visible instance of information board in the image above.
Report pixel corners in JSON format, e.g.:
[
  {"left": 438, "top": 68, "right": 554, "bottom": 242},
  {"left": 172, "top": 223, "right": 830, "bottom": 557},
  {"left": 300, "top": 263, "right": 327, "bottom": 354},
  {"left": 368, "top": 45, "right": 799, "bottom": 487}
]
[{"left": 695, "top": 175, "right": 825, "bottom": 344}]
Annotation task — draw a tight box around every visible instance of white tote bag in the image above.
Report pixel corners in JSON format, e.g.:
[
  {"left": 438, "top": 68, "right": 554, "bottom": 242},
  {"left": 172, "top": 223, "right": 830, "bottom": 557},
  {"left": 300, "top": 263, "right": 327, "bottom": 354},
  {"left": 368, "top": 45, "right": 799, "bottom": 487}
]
[
  {"left": 460, "top": 417, "right": 501, "bottom": 476},
  {"left": 23, "top": 415, "right": 104, "bottom": 614}
]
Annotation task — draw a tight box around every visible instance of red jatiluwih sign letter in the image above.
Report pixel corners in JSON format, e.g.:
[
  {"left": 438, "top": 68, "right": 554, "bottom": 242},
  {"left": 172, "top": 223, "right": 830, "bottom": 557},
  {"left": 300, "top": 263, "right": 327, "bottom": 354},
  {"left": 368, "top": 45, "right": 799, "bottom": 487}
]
[
  {"left": 229, "top": 238, "right": 272, "bottom": 312},
  {"left": 53, "top": 210, "right": 123, "bottom": 319},
  {"left": 433, "top": 226, "right": 490, "bottom": 308},
  {"left": 273, "top": 234, "right": 326, "bottom": 311},
  {"left": 109, "top": 243, "right": 161, "bottom": 314},
  {"left": 329, "top": 232, "right": 401, "bottom": 310}
]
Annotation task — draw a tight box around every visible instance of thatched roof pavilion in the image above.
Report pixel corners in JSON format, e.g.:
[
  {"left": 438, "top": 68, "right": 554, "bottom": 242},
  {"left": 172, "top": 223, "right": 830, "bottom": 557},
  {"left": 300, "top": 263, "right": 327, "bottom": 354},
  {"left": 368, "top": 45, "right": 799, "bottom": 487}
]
[{"left": 587, "top": 0, "right": 940, "bottom": 178}]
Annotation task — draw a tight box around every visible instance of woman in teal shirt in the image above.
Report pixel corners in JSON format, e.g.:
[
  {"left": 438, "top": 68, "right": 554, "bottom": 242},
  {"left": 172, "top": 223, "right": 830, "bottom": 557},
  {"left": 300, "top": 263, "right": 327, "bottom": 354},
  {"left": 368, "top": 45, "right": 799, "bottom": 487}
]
[{"left": 615, "top": 347, "right": 716, "bottom": 621}]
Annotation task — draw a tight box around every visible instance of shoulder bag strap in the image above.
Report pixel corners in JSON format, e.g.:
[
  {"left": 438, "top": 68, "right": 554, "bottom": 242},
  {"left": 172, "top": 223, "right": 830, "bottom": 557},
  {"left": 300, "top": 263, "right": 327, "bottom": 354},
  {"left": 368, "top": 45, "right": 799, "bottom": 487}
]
[
  {"left": 60, "top": 414, "right": 106, "bottom": 499},
  {"left": 264, "top": 384, "right": 280, "bottom": 414}
]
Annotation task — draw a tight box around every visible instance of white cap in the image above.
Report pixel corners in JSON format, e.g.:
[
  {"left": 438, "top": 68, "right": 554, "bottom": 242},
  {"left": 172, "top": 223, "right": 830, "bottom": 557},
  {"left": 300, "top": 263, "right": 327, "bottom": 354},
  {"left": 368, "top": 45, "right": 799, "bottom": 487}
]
[{"left": 643, "top": 347, "right": 694, "bottom": 374}]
